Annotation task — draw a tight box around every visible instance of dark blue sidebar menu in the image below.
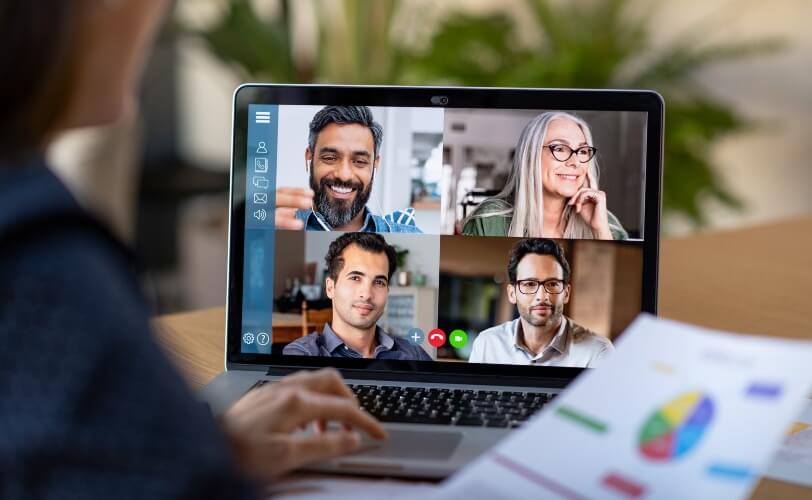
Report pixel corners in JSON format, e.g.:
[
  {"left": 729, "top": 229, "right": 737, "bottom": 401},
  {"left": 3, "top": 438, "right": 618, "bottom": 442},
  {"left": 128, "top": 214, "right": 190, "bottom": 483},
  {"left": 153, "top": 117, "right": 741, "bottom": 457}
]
[{"left": 241, "top": 104, "right": 278, "bottom": 354}]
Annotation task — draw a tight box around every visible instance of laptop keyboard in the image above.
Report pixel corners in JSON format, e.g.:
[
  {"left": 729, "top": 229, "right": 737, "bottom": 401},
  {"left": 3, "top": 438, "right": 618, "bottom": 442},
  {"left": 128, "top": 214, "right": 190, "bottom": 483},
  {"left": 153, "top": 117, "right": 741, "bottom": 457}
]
[
  {"left": 250, "top": 381, "right": 555, "bottom": 428},
  {"left": 350, "top": 384, "right": 555, "bottom": 428}
]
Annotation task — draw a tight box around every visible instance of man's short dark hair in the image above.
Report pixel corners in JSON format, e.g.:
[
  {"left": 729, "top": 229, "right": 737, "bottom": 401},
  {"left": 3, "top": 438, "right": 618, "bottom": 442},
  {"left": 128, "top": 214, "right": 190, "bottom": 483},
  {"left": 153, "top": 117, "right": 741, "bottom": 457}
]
[
  {"left": 507, "top": 238, "right": 571, "bottom": 283},
  {"left": 326, "top": 232, "right": 397, "bottom": 282},
  {"left": 308, "top": 106, "right": 383, "bottom": 159}
]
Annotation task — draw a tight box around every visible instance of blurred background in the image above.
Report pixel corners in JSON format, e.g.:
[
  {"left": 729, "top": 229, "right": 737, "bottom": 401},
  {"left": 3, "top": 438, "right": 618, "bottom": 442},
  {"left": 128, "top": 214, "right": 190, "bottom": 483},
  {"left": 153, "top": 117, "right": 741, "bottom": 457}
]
[{"left": 47, "top": 0, "right": 811, "bottom": 314}]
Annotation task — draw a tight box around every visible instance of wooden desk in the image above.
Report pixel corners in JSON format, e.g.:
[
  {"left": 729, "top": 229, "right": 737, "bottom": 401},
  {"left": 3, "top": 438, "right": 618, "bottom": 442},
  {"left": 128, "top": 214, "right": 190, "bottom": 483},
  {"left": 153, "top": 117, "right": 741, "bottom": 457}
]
[{"left": 153, "top": 216, "right": 812, "bottom": 499}]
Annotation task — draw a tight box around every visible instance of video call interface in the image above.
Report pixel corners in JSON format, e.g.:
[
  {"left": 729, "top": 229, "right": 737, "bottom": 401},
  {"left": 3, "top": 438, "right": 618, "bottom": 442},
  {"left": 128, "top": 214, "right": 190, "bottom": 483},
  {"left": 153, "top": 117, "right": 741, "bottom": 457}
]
[{"left": 240, "top": 103, "right": 649, "bottom": 369}]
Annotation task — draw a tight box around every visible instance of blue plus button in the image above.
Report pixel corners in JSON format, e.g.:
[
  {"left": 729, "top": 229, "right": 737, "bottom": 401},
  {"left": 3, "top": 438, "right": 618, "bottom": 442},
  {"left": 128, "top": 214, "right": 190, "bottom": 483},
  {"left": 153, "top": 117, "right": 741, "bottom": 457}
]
[{"left": 407, "top": 328, "right": 425, "bottom": 345}]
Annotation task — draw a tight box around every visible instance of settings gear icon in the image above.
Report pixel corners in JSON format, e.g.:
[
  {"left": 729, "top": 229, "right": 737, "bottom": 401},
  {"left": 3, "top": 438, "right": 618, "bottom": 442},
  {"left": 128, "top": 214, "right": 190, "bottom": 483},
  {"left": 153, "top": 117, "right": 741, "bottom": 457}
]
[{"left": 242, "top": 332, "right": 255, "bottom": 345}]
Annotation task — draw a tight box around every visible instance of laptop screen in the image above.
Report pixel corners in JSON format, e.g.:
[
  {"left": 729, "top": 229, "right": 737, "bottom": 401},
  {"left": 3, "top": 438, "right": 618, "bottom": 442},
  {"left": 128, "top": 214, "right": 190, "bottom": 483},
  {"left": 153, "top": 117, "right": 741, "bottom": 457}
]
[{"left": 231, "top": 87, "right": 661, "bottom": 377}]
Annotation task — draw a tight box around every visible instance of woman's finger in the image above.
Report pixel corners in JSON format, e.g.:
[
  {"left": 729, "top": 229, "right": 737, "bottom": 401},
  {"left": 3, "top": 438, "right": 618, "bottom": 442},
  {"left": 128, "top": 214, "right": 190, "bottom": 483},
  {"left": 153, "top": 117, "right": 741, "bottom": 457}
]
[
  {"left": 284, "top": 430, "right": 363, "bottom": 473},
  {"left": 586, "top": 168, "right": 597, "bottom": 189},
  {"left": 568, "top": 188, "right": 588, "bottom": 206},
  {"left": 278, "top": 368, "right": 356, "bottom": 401},
  {"left": 277, "top": 391, "right": 387, "bottom": 440},
  {"left": 571, "top": 189, "right": 592, "bottom": 213}
]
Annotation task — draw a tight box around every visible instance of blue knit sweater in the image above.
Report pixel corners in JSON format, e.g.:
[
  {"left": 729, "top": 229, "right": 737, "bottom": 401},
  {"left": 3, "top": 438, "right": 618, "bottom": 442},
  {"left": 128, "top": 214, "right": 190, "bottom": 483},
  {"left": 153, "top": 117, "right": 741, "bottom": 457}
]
[{"left": 0, "top": 158, "right": 258, "bottom": 499}]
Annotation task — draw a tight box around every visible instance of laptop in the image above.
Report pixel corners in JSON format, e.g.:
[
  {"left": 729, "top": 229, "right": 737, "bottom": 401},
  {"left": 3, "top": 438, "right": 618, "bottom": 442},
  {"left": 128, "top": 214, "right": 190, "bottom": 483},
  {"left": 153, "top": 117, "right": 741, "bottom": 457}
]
[{"left": 200, "top": 84, "right": 663, "bottom": 478}]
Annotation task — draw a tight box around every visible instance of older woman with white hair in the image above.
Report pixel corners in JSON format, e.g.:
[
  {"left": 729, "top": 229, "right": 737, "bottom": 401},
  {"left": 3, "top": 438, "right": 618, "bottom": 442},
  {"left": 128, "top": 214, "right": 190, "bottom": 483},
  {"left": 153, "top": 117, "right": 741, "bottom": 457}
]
[{"left": 462, "top": 111, "right": 628, "bottom": 240}]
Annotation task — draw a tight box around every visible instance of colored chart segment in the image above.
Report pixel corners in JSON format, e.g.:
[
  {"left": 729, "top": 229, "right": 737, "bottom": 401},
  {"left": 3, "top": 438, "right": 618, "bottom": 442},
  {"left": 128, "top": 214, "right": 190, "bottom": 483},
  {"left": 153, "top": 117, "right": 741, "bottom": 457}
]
[
  {"left": 787, "top": 421, "right": 810, "bottom": 436},
  {"left": 746, "top": 382, "right": 782, "bottom": 399},
  {"left": 556, "top": 406, "right": 609, "bottom": 434},
  {"left": 602, "top": 472, "right": 647, "bottom": 498},
  {"left": 706, "top": 463, "right": 753, "bottom": 480},
  {"left": 638, "top": 391, "right": 714, "bottom": 461}
]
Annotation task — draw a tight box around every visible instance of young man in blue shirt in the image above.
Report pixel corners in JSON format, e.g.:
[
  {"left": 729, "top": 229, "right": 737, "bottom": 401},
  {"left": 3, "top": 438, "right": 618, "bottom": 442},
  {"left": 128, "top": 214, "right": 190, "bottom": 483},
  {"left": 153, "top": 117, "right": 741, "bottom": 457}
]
[{"left": 284, "top": 233, "right": 431, "bottom": 360}]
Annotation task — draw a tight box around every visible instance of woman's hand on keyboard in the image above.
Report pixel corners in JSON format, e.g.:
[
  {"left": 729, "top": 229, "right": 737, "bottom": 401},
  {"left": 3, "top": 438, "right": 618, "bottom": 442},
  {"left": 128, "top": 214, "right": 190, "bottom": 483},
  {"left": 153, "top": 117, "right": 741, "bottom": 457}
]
[{"left": 219, "top": 368, "right": 387, "bottom": 482}]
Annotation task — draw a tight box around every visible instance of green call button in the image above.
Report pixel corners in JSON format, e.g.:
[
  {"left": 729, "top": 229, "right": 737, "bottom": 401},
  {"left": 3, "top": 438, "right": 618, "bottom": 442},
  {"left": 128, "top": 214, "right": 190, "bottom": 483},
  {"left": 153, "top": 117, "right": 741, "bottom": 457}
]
[{"left": 449, "top": 329, "right": 468, "bottom": 348}]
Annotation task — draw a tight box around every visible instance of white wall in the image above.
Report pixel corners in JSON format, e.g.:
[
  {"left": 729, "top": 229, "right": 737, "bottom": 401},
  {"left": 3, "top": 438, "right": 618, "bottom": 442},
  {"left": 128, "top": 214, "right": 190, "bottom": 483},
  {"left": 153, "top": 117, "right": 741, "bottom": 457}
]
[
  {"left": 275, "top": 104, "right": 321, "bottom": 189},
  {"left": 648, "top": 0, "right": 812, "bottom": 234},
  {"left": 378, "top": 107, "right": 443, "bottom": 228},
  {"left": 176, "top": 38, "right": 239, "bottom": 171}
]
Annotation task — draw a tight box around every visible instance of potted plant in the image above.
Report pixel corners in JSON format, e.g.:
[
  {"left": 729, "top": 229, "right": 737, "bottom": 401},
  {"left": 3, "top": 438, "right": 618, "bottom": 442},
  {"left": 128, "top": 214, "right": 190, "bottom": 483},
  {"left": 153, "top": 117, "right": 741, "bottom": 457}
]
[{"left": 394, "top": 246, "right": 410, "bottom": 287}]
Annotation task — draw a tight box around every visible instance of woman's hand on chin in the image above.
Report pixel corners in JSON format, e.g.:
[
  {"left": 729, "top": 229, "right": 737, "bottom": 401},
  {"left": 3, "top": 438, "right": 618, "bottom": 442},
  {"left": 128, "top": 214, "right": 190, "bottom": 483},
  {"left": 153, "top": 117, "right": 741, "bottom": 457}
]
[{"left": 568, "top": 187, "right": 613, "bottom": 239}]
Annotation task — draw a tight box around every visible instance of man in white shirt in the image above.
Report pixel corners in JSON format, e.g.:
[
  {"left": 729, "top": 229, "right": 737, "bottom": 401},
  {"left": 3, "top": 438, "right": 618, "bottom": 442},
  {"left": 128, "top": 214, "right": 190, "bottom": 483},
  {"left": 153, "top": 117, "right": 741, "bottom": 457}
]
[{"left": 469, "top": 239, "right": 613, "bottom": 367}]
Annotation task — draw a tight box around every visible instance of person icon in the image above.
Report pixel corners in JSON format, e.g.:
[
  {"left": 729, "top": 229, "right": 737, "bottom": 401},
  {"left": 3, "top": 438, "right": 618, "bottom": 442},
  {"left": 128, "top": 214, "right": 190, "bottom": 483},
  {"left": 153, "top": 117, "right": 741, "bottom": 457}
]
[{"left": 256, "top": 141, "right": 268, "bottom": 154}]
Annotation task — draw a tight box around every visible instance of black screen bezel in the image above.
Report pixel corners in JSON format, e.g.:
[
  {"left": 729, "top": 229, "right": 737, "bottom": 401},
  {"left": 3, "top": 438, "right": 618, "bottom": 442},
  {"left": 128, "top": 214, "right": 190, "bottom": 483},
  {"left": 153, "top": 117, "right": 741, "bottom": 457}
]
[{"left": 227, "top": 84, "right": 663, "bottom": 385}]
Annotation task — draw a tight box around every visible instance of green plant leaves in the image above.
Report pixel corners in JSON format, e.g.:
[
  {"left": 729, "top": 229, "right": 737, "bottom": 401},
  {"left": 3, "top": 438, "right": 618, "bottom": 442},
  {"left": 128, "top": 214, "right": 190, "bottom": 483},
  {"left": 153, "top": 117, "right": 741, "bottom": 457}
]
[
  {"left": 194, "top": 0, "right": 299, "bottom": 80},
  {"left": 180, "top": 0, "right": 784, "bottom": 228},
  {"left": 394, "top": 0, "right": 782, "bottom": 227}
]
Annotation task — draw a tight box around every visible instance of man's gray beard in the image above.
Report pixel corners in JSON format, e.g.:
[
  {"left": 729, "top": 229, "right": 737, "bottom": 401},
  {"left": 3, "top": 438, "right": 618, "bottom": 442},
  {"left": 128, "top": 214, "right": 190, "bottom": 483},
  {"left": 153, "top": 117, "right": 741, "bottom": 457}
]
[
  {"left": 317, "top": 196, "right": 357, "bottom": 228},
  {"left": 311, "top": 174, "right": 372, "bottom": 229}
]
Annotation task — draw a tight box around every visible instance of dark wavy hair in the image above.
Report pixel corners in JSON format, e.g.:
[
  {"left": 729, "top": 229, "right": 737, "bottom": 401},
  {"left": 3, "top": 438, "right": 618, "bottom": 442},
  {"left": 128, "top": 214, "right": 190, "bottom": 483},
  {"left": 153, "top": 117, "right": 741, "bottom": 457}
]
[
  {"left": 325, "top": 232, "right": 397, "bottom": 282},
  {"left": 0, "top": 2, "right": 81, "bottom": 162},
  {"left": 308, "top": 106, "right": 383, "bottom": 160},
  {"left": 507, "top": 238, "right": 571, "bottom": 283}
]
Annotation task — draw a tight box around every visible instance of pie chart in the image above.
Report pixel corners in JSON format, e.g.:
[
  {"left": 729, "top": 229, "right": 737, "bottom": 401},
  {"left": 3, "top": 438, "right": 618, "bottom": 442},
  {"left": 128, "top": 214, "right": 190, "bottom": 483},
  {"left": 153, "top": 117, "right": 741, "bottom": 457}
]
[{"left": 638, "top": 391, "right": 714, "bottom": 461}]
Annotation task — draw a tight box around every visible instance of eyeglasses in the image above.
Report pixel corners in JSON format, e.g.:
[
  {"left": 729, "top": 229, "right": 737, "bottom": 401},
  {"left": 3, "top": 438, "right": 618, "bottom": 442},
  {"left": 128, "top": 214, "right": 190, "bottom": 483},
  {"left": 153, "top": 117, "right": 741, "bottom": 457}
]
[
  {"left": 545, "top": 144, "right": 597, "bottom": 163},
  {"left": 514, "top": 279, "right": 567, "bottom": 295}
]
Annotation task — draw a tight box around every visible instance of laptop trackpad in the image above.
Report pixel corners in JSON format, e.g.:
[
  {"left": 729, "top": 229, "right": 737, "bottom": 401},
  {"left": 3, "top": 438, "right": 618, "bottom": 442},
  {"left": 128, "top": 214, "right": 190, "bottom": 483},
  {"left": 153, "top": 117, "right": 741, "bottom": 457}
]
[{"left": 354, "top": 429, "right": 462, "bottom": 460}]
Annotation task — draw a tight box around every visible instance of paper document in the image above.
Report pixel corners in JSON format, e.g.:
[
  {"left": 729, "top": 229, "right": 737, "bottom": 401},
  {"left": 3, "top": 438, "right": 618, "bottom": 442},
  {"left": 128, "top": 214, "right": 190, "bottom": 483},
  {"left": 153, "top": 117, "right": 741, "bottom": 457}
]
[
  {"left": 267, "top": 474, "right": 435, "bottom": 499},
  {"left": 765, "top": 399, "right": 812, "bottom": 486},
  {"left": 429, "top": 314, "right": 812, "bottom": 500}
]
